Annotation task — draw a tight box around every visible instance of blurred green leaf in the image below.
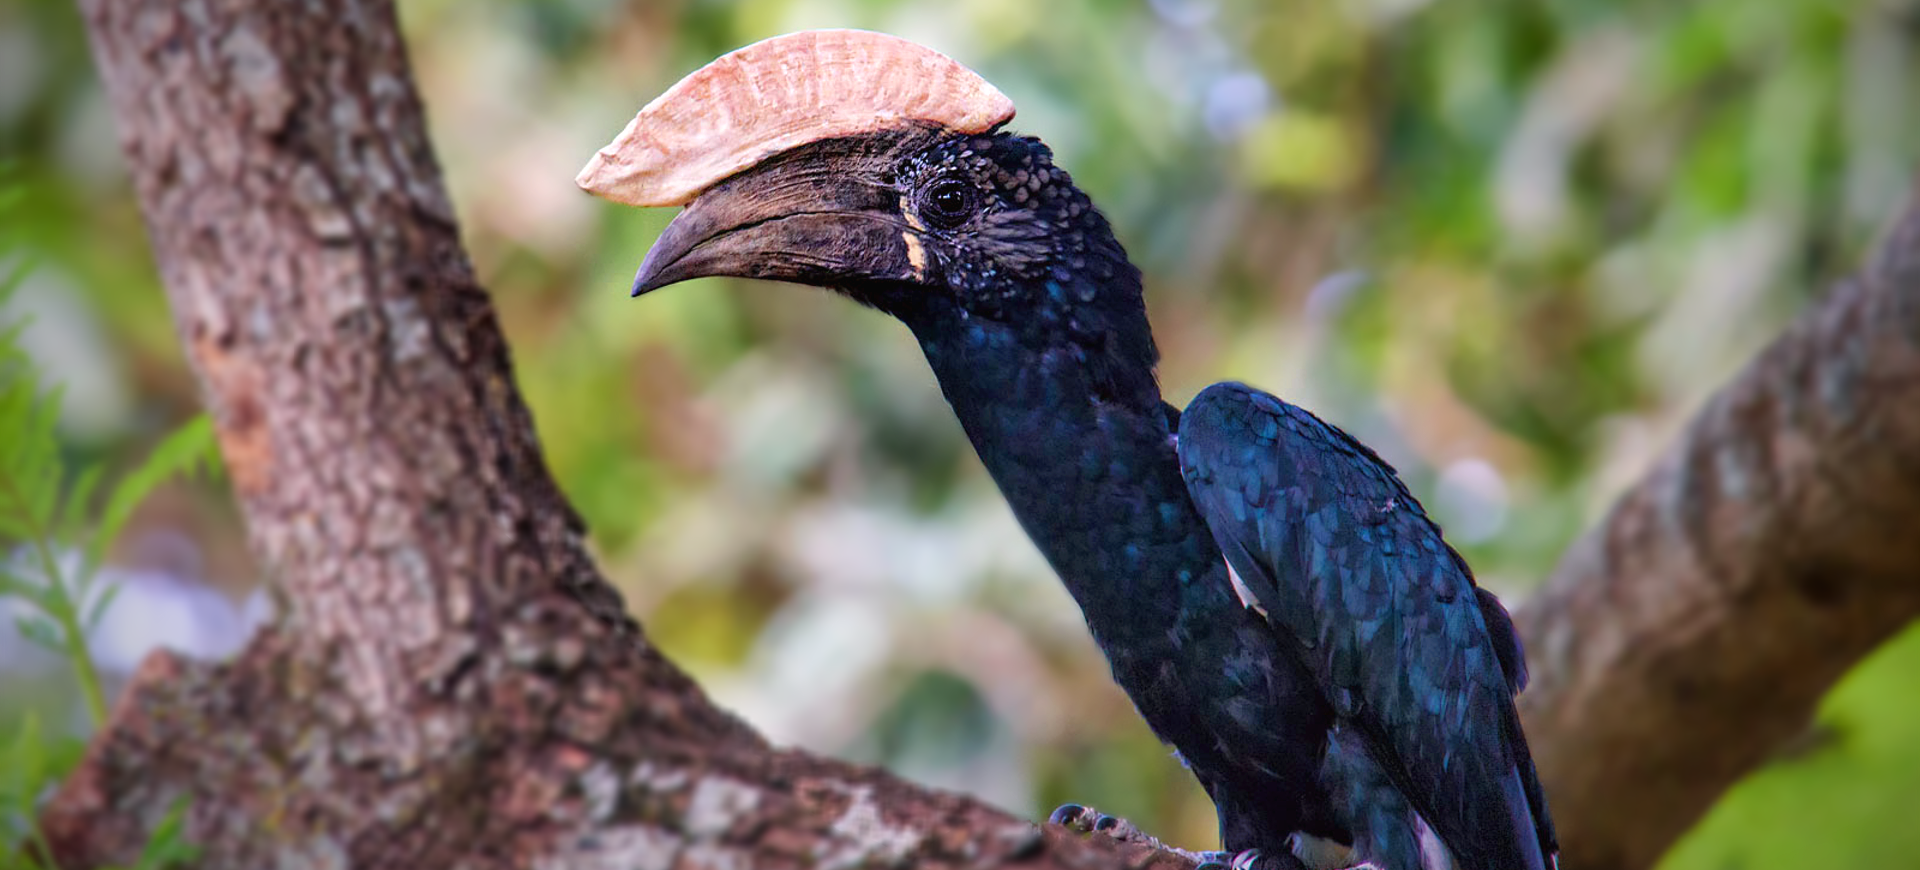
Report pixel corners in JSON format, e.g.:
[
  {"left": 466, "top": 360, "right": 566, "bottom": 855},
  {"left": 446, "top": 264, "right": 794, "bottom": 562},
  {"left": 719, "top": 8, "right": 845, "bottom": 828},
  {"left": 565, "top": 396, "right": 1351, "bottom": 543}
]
[
  {"left": 13, "top": 614, "right": 61, "bottom": 652},
  {"left": 86, "top": 415, "right": 219, "bottom": 578},
  {"left": 1, "top": 712, "right": 85, "bottom": 869},
  {"left": 118, "top": 797, "right": 200, "bottom": 870}
]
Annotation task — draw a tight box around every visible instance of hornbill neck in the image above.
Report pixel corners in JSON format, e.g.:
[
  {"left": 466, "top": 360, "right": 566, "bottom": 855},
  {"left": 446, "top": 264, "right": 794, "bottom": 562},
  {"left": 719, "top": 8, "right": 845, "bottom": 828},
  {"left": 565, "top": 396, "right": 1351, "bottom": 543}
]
[{"left": 896, "top": 298, "right": 1214, "bottom": 641}]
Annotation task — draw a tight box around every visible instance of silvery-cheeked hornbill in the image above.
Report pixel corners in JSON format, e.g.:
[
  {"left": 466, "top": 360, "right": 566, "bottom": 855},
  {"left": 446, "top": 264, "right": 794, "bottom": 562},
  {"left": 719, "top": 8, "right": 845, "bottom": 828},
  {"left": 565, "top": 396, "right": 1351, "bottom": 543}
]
[{"left": 579, "top": 30, "right": 1557, "bottom": 870}]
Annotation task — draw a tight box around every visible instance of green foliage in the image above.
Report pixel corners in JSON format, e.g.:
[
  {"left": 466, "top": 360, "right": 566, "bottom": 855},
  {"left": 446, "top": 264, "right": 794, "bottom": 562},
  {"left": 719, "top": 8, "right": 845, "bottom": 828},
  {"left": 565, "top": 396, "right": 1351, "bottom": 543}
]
[
  {"left": 86, "top": 419, "right": 220, "bottom": 585},
  {"left": 0, "top": 720, "right": 200, "bottom": 869},
  {"left": 1, "top": 714, "right": 200, "bottom": 869},
  {"left": 119, "top": 800, "right": 200, "bottom": 870},
  {"left": 0, "top": 174, "right": 209, "bottom": 870},
  {"left": 0, "top": 288, "right": 220, "bottom": 727},
  {"left": 0, "top": 714, "right": 84, "bottom": 870}
]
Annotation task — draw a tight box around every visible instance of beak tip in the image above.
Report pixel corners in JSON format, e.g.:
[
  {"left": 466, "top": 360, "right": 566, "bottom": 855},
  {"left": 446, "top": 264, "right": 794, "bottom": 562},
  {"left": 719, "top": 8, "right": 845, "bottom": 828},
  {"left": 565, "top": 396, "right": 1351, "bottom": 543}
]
[
  {"left": 630, "top": 264, "right": 660, "bottom": 297},
  {"left": 629, "top": 205, "right": 709, "bottom": 297}
]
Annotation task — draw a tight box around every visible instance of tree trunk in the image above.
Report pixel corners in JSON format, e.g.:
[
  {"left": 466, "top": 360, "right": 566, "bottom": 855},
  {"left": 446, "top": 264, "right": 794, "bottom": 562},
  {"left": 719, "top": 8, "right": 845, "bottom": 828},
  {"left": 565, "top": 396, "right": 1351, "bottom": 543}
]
[{"left": 40, "top": 0, "right": 1920, "bottom": 867}]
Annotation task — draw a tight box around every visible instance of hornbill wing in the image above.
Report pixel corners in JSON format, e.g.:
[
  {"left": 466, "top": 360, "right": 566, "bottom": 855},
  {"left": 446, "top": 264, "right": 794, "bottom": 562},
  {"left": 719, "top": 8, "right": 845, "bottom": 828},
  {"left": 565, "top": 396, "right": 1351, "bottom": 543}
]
[
  {"left": 1176, "top": 382, "right": 1554, "bottom": 870},
  {"left": 1474, "top": 581, "right": 1561, "bottom": 863}
]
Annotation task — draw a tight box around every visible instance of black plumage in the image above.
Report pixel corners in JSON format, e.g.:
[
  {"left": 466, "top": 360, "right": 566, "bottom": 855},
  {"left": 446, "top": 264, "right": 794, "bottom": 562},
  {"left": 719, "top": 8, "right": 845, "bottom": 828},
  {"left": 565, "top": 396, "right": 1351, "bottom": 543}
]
[{"left": 629, "top": 125, "right": 1557, "bottom": 870}]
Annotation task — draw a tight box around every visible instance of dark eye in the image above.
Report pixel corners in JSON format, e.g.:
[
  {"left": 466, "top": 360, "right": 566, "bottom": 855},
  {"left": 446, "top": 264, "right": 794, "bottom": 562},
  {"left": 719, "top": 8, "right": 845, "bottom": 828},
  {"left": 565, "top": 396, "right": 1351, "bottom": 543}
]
[{"left": 919, "top": 178, "right": 976, "bottom": 229}]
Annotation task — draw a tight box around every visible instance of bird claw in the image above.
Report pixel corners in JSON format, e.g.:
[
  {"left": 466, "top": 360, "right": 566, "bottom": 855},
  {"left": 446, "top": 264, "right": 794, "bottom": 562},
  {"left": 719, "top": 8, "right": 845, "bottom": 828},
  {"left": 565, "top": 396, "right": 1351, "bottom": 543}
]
[
  {"left": 1046, "top": 803, "right": 1091, "bottom": 830},
  {"left": 1052, "top": 807, "right": 1332, "bottom": 870},
  {"left": 1192, "top": 848, "right": 1275, "bottom": 870},
  {"left": 1048, "top": 804, "right": 1283, "bottom": 868},
  {"left": 1044, "top": 803, "right": 1160, "bottom": 847},
  {"left": 1195, "top": 850, "right": 1236, "bottom": 870}
]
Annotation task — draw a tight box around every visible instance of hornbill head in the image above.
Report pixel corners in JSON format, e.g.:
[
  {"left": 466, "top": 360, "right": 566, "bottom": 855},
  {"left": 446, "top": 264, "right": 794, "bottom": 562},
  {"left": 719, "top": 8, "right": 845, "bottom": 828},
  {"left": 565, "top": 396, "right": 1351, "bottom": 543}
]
[{"left": 577, "top": 30, "right": 1143, "bottom": 332}]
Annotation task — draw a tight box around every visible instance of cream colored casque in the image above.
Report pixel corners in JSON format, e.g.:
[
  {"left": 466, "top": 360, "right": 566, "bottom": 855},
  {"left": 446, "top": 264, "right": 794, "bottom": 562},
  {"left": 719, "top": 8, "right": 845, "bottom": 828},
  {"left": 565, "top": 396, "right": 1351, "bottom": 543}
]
[{"left": 576, "top": 29, "right": 1017, "bottom": 209}]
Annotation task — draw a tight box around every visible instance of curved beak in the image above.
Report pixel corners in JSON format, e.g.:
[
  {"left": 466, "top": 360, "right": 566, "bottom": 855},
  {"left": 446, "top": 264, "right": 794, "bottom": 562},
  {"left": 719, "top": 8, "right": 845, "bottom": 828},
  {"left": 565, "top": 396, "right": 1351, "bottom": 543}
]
[{"left": 630, "top": 149, "right": 923, "bottom": 297}]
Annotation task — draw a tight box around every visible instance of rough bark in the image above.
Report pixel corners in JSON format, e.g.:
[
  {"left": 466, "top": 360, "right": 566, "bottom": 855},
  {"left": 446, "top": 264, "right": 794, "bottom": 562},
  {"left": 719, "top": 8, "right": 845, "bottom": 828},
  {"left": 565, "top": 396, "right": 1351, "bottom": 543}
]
[
  {"left": 1515, "top": 195, "right": 1920, "bottom": 870},
  {"left": 42, "top": 1, "right": 1187, "bottom": 867},
  {"left": 43, "top": 0, "right": 1920, "bottom": 867}
]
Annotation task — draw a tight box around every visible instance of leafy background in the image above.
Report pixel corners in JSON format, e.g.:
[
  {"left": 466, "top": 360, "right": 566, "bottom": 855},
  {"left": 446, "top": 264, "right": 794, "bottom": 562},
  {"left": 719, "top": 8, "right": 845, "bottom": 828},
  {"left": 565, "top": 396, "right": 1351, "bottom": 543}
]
[{"left": 3, "top": 0, "right": 1919, "bottom": 866}]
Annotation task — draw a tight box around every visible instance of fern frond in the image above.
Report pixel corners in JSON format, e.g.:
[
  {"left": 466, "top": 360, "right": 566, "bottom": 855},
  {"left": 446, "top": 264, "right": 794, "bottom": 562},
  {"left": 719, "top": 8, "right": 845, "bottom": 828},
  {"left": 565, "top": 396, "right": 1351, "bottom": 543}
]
[{"left": 87, "top": 415, "right": 219, "bottom": 578}]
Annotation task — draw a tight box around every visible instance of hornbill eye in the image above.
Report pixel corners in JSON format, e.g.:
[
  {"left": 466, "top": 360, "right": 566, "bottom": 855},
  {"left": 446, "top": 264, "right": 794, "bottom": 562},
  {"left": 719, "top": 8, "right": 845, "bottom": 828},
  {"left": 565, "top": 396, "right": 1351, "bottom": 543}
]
[{"left": 918, "top": 178, "right": 976, "bottom": 229}]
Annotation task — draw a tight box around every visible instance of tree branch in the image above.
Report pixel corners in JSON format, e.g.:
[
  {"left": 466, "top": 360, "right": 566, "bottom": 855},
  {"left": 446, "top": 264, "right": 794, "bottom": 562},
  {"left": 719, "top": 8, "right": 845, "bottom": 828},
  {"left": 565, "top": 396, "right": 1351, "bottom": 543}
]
[
  {"left": 1516, "top": 194, "right": 1920, "bottom": 870},
  {"left": 43, "top": 0, "right": 1186, "bottom": 866}
]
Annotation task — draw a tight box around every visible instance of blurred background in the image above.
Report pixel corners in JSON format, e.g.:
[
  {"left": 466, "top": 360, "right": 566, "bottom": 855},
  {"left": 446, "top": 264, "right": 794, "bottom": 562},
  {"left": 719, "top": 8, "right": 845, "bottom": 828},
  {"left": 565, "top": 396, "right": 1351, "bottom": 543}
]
[{"left": 4, "top": 0, "right": 1919, "bottom": 866}]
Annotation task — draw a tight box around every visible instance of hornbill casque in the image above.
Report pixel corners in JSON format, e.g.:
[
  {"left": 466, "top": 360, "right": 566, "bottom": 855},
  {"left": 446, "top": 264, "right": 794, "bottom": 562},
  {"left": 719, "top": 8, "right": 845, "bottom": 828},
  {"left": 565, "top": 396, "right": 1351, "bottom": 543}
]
[{"left": 579, "top": 30, "right": 1558, "bottom": 870}]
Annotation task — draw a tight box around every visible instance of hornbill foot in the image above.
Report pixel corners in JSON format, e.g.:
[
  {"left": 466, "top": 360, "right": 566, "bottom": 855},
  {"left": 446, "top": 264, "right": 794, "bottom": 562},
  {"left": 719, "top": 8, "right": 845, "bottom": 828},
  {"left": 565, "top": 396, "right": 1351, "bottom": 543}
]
[
  {"left": 1194, "top": 849, "right": 1278, "bottom": 870},
  {"left": 1045, "top": 803, "right": 1155, "bottom": 844},
  {"left": 1045, "top": 803, "right": 1094, "bottom": 832},
  {"left": 1047, "top": 803, "right": 1213, "bottom": 860},
  {"left": 1046, "top": 805, "right": 1292, "bottom": 869}
]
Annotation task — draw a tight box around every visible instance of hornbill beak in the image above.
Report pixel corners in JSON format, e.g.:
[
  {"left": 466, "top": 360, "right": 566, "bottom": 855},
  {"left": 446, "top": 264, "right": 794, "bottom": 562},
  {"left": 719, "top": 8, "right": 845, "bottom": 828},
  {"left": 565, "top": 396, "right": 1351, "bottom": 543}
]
[{"left": 629, "top": 155, "right": 919, "bottom": 297}]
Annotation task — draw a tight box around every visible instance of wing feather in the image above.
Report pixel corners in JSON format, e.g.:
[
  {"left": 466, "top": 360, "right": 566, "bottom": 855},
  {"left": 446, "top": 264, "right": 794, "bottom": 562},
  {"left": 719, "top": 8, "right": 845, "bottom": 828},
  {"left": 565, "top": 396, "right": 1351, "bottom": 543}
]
[{"left": 1178, "top": 382, "right": 1554, "bottom": 870}]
